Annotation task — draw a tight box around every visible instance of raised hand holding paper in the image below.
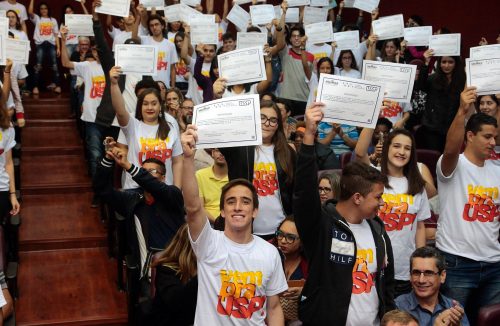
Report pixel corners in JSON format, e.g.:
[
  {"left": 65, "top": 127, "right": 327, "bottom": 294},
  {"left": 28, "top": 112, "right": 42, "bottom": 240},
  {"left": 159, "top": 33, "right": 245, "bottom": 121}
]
[
  {"left": 275, "top": 6, "right": 300, "bottom": 23},
  {"left": 333, "top": 31, "right": 360, "bottom": 50},
  {"left": 95, "top": 0, "right": 131, "bottom": 17},
  {"left": 250, "top": 5, "right": 275, "bottom": 25},
  {"left": 353, "top": 0, "right": 380, "bottom": 13},
  {"left": 65, "top": 14, "right": 94, "bottom": 36},
  {"left": 190, "top": 23, "right": 219, "bottom": 45},
  {"left": 466, "top": 58, "right": 500, "bottom": 96},
  {"left": 287, "top": 0, "right": 311, "bottom": 6},
  {"left": 305, "top": 22, "right": 334, "bottom": 45},
  {"left": 372, "top": 14, "right": 404, "bottom": 40},
  {"left": 6, "top": 38, "right": 29, "bottom": 64},
  {"left": 227, "top": 5, "right": 250, "bottom": 31},
  {"left": 428, "top": 33, "right": 461, "bottom": 56},
  {"left": 218, "top": 46, "right": 266, "bottom": 86},
  {"left": 403, "top": 26, "right": 432, "bottom": 46},
  {"left": 114, "top": 45, "right": 157, "bottom": 76},
  {"left": 139, "top": 0, "right": 164, "bottom": 9},
  {"left": 303, "top": 6, "right": 329, "bottom": 25}
]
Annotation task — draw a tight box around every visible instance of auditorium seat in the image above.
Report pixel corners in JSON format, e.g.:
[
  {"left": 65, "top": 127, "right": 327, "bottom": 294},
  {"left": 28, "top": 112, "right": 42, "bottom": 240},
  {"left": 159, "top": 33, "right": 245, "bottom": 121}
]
[
  {"left": 477, "top": 303, "right": 500, "bottom": 326},
  {"left": 416, "top": 149, "right": 441, "bottom": 185}
]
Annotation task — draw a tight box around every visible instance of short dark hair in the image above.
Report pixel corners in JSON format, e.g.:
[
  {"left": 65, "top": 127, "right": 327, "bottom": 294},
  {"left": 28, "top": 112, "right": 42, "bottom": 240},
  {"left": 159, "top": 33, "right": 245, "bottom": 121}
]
[
  {"left": 409, "top": 15, "right": 424, "bottom": 26},
  {"left": 381, "top": 310, "right": 419, "bottom": 326},
  {"left": 317, "top": 57, "right": 334, "bottom": 74},
  {"left": 465, "top": 113, "right": 498, "bottom": 135},
  {"left": 376, "top": 117, "right": 393, "bottom": 130},
  {"left": 222, "top": 32, "right": 235, "bottom": 41},
  {"left": 147, "top": 14, "right": 165, "bottom": 33},
  {"left": 142, "top": 158, "right": 166, "bottom": 175},
  {"left": 246, "top": 26, "right": 262, "bottom": 33},
  {"left": 410, "top": 246, "right": 445, "bottom": 273},
  {"left": 289, "top": 26, "right": 305, "bottom": 40},
  {"left": 135, "top": 79, "right": 161, "bottom": 96},
  {"left": 339, "top": 161, "right": 388, "bottom": 201},
  {"left": 219, "top": 178, "right": 259, "bottom": 210}
]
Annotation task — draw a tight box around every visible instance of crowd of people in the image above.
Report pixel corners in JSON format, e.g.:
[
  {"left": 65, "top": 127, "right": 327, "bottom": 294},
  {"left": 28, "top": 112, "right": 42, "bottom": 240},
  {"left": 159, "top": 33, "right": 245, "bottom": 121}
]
[{"left": 0, "top": 0, "right": 499, "bottom": 325}]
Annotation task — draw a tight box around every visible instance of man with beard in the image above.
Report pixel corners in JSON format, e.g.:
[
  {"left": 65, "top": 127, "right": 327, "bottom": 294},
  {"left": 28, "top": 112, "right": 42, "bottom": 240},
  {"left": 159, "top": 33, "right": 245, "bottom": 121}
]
[{"left": 178, "top": 98, "right": 194, "bottom": 133}]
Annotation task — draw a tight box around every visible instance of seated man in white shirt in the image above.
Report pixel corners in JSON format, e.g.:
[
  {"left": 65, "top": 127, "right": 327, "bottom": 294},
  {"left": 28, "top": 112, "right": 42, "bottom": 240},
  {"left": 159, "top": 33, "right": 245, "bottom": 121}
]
[{"left": 180, "top": 125, "right": 287, "bottom": 325}]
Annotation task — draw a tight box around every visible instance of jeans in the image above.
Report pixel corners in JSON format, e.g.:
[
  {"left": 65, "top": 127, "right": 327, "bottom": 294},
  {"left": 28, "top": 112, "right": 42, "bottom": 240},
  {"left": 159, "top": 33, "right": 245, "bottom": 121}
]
[
  {"left": 85, "top": 122, "right": 119, "bottom": 178},
  {"left": 33, "top": 41, "right": 60, "bottom": 88},
  {"left": 439, "top": 250, "right": 500, "bottom": 325}
]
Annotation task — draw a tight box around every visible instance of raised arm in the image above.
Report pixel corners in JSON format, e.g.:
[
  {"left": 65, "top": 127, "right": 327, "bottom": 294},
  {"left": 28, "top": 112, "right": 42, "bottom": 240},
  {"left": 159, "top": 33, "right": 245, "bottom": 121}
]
[
  {"left": 5, "top": 149, "right": 19, "bottom": 216},
  {"left": 256, "top": 44, "right": 273, "bottom": 94},
  {"left": 441, "top": 86, "right": 477, "bottom": 177},
  {"left": 365, "top": 34, "right": 378, "bottom": 61},
  {"left": 80, "top": 0, "right": 90, "bottom": 15},
  {"left": 180, "top": 24, "right": 192, "bottom": 64},
  {"left": 222, "top": 0, "right": 229, "bottom": 21},
  {"left": 109, "top": 66, "right": 130, "bottom": 126},
  {"left": 300, "top": 36, "right": 312, "bottom": 80},
  {"left": 206, "top": 0, "right": 214, "bottom": 14},
  {"left": 354, "top": 127, "right": 374, "bottom": 165},
  {"left": 28, "top": 0, "right": 35, "bottom": 17},
  {"left": 2, "top": 59, "right": 12, "bottom": 104},
  {"left": 269, "top": 1, "right": 287, "bottom": 56},
  {"left": 59, "top": 26, "right": 75, "bottom": 69},
  {"left": 132, "top": 3, "right": 145, "bottom": 39},
  {"left": 181, "top": 125, "right": 208, "bottom": 241}
]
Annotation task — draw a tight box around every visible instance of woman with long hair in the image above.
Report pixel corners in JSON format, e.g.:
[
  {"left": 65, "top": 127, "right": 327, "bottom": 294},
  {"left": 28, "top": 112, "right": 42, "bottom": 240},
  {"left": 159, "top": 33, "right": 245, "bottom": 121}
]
[
  {"left": 355, "top": 127, "right": 431, "bottom": 297},
  {"left": 318, "top": 171, "right": 340, "bottom": 205},
  {"left": 476, "top": 94, "right": 500, "bottom": 159},
  {"left": 334, "top": 49, "right": 361, "bottom": 79},
  {"left": 165, "top": 87, "right": 184, "bottom": 119},
  {"left": 110, "top": 66, "right": 183, "bottom": 190},
  {"left": 151, "top": 224, "right": 197, "bottom": 326},
  {"left": 6, "top": 10, "right": 28, "bottom": 40},
  {"left": 173, "top": 31, "right": 192, "bottom": 91},
  {"left": 219, "top": 100, "right": 296, "bottom": 240},
  {"left": 28, "top": 0, "right": 61, "bottom": 94}
]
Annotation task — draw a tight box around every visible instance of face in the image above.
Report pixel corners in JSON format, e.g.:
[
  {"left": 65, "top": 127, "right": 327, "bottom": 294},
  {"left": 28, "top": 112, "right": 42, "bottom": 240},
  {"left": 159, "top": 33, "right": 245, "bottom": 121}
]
[
  {"left": 276, "top": 102, "right": 288, "bottom": 123},
  {"left": 203, "top": 45, "right": 216, "bottom": 62},
  {"left": 7, "top": 12, "right": 17, "bottom": 27},
  {"left": 174, "top": 36, "right": 184, "bottom": 50},
  {"left": 440, "top": 57, "right": 456, "bottom": 75},
  {"left": 156, "top": 82, "right": 167, "bottom": 100},
  {"left": 277, "top": 221, "right": 301, "bottom": 255},
  {"left": 221, "top": 185, "right": 257, "bottom": 231},
  {"left": 341, "top": 53, "right": 353, "bottom": 68},
  {"left": 387, "top": 134, "right": 412, "bottom": 169},
  {"left": 90, "top": 46, "right": 99, "bottom": 61},
  {"left": 181, "top": 100, "right": 194, "bottom": 120},
  {"left": 406, "top": 18, "right": 419, "bottom": 27},
  {"left": 373, "top": 124, "right": 390, "bottom": 143},
  {"left": 141, "top": 93, "right": 161, "bottom": 122},
  {"left": 384, "top": 41, "right": 397, "bottom": 57},
  {"left": 358, "top": 183, "right": 385, "bottom": 217},
  {"left": 211, "top": 148, "right": 226, "bottom": 166},
  {"left": 65, "top": 7, "right": 74, "bottom": 15},
  {"left": 319, "top": 178, "right": 334, "bottom": 204},
  {"left": 149, "top": 19, "right": 164, "bottom": 37},
  {"left": 39, "top": 4, "right": 49, "bottom": 16},
  {"left": 294, "top": 131, "right": 304, "bottom": 149},
  {"left": 319, "top": 61, "right": 333, "bottom": 74},
  {"left": 142, "top": 162, "right": 165, "bottom": 183},
  {"left": 166, "top": 91, "right": 180, "bottom": 110},
  {"left": 79, "top": 40, "right": 90, "bottom": 53},
  {"left": 170, "top": 21, "right": 181, "bottom": 32},
  {"left": 223, "top": 38, "right": 236, "bottom": 52},
  {"left": 467, "top": 124, "right": 498, "bottom": 159},
  {"left": 410, "top": 257, "right": 445, "bottom": 301},
  {"left": 290, "top": 30, "right": 302, "bottom": 47},
  {"left": 479, "top": 96, "right": 499, "bottom": 117},
  {"left": 116, "top": 18, "right": 125, "bottom": 30},
  {"left": 260, "top": 107, "right": 279, "bottom": 143}
]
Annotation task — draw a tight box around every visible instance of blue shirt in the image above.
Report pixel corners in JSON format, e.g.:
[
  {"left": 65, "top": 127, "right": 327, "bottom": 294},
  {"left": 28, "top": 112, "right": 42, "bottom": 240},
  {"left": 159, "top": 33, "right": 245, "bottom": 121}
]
[
  {"left": 317, "top": 122, "right": 359, "bottom": 157},
  {"left": 395, "top": 291, "right": 470, "bottom": 326}
]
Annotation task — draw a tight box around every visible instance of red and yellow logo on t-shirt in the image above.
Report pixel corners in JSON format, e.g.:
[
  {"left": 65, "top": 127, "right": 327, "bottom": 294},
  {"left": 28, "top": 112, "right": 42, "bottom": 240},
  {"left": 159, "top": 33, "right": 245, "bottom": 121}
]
[
  {"left": 463, "top": 184, "right": 499, "bottom": 222},
  {"left": 217, "top": 269, "right": 266, "bottom": 319},
  {"left": 157, "top": 51, "right": 168, "bottom": 70},
  {"left": 253, "top": 162, "right": 278, "bottom": 197},
  {"left": 138, "top": 137, "right": 172, "bottom": 164},
  {"left": 39, "top": 21, "right": 53, "bottom": 36},
  {"left": 90, "top": 76, "right": 105, "bottom": 99},
  {"left": 379, "top": 193, "right": 417, "bottom": 231},
  {"left": 381, "top": 100, "right": 403, "bottom": 118},
  {"left": 352, "top": 249, "right": 375, "bottom": 294},
  {"left": 176, "top": 58, "right": 188, "bottom": 76}
]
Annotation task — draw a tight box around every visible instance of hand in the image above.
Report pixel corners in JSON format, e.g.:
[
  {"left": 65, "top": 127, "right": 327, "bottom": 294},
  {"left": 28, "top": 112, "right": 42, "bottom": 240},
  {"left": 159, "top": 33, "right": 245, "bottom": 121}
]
[
  {"left": 5, "top": 58, "right": 12, "bottom": 72},
  {"left": 17, "top": 118, "right": 25, "bottom": 128},
  {"left": 181, "top": 125, "right": 198, "bottom": 158},
  {"left": 400, "top": 40, "right": 408, "bottom": 52},
  {"left": 56, "top": 48, "right": 61, "bottom": 58},
  {"left": 92, "top": 0, "right": 102, "bottom": 11},
  {"left": 281, "top": 0, "right": 288, "bottom": 12},
  {"left": 136, "top": 3, "right": 145, "bottom": 15},
  {"left": 194, "top": 4, "right": 203, "bottom": 12},
  {"left": 60, "top": 25, "right": 68, "bottom": 39},
  {"left": 332, "top": 123, "right": 343, "bottom": 137},
  {"left": 300, "top": 36, "right": 307, "bottom": 48},
  {"left": 393, "top": 119, "right": 405, "bottom": 130},
  {"left": 458, "top": 86, "right": 477, "bottom": 115},
  {"left": 435, "top": 302, "right": 465, "bottom": 326},
  {"left": 479, "top": 37, "right": 488, "bottom": 46},
  {"left": 272, "top": 18, "right": 279, "bottom": 28},
  {"left": 375, "top": 142, "right": 383, "bottom": 155},
  {"left": 263, "top": 43, "right": 271, "bottom": 57},
  {"left": 214, "top": 14, "right": 221, "bottom": 24},
  {"left": 103, "top": 136, "right": 117, "bottom": 156},
  {"left": 367, "top": 34, "right": 378, "bottom": 46},
  {"left": 183, "top": 23, "right": 190, "bottom": 34},
  {"left": 10, "top": 194, "right": 20, "bottom": 215},
  {"left": 109, "top": 66, "right": 122, "bottom": 85},
  {"left": 423, "top": 49, "right": 434, "bottom": 64},
  {"left": 281, "top": 287, "right": 302, "bottom": 299},
  {"left": 80, "top": 0, "right": 86, "bottom": 5},
  {"left": 371, "top": 7, "right": 379, "bottom": 20},
  {"left": 304, "top": 102, "right": 325, "bottom": 137},
  {"left": 213, "top": 77, "right": 227, "bottom": 98},
  {"left": 107, "top": 147, "right": 131, "bottom": 170},
  {"left": 331, "top": 41, "right": 337, "bottom": 50}
]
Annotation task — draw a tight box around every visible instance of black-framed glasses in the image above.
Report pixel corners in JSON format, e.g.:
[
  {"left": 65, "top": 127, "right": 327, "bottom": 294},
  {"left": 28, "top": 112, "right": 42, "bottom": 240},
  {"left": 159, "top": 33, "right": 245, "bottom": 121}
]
[
  {"left": 318, "top": 187, "right": 332, "bottom": 194},
  {"left": 410, "top": 269, "right": 441, "bottom": 278},
  {"left": 275, "top": 230, "right": 299, "bottom": 244},
  {"left": 261, "top": 114, "right": 279, "bottom": 127}
]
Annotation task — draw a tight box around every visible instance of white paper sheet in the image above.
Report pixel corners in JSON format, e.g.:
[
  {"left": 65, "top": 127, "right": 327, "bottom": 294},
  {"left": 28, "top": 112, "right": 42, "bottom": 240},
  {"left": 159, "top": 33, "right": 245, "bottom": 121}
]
[
  {"left": 305, "top": 22, "right": 334, "bottom": 45},
  {"left": 237, "top": 32, "right": 267, "bottom": 50},
  {"left": 190, "top": 23, "right": 219, "bottom": 45},
  {"left": 333, "top": 30, "right": 360, "bottom": 50},
  {"left": 218, "top": 46, "right": 267, "bottom": 86},
  {"left": 227, "top": 5, "right": 251, "bottom": 31},
  {"left": 115, "top": 44, "right": 157, "bottom": 76},
  {"left": 428, "top": 33, "right": 461, "bottom": 57},
  {"left": 372, "top": 14, "right": 404, "bottom": 40},
  {"left": 466, "top": 58, "right": 500, "bottom": 95},
  {"left": 403, "top": 26, "right": 432, "bottom": 46},
  {"left": 249, "top": 5, "right": 275, "bottom": 25},
  {"left": 95, "top": 0, "right": 131, "bottom": 18},
  {"left": 303, "top": 6, "right": 328, "bottom": 25},
  {"left": 470, "top": 44, "right": 500, "bottom": 60},
  {"left": 65, "top": 14, "right": 94, "bottom": 36}
]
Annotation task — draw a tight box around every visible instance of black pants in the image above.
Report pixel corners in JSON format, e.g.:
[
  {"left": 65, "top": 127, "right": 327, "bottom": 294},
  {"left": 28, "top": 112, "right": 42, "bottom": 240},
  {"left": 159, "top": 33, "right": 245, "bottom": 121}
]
[
  {"left": 0, "top": 191, "right": 11, "bottom": 220},
  {"left": 285, "top": 99, "right": 307, "bottom": 117}
]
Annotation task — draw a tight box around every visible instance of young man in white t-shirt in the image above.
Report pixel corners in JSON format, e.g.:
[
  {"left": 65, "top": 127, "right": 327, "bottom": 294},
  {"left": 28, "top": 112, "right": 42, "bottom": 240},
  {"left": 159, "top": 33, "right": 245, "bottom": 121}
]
[
  {"left": 181, "top": 126, "right": 287, "bottom": 325},
  {"left": 436, "top": 86, "right": 500, "bottom": 324}
]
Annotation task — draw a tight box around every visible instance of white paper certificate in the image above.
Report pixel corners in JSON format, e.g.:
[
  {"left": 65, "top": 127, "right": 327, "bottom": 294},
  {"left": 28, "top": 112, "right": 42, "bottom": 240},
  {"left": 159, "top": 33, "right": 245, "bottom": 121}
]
[
  {"left": 189, "top": 14, "right": 215, "bottom": 24},
  {"left": 287, "top": 0, "right": 310, "bottom": 6},
  {"left": 65, "top": 14, "right": 94, "bottom": 36},
  {"left": 0, "top": 34, "right": 6, "bottom": 66},
  {"left": 139, "top": 0, "right": 163, "bottom": 9},
  {"left": 163, "top": 4, "right": 181, "bottom": 22},
  {"left": 193, "top": 94, "right": 262, "bottom": 149},
  {"left": 470, "top": 44, "right": 500, "bottom": 60},
  {"left": 466, "top": 58, "right": 500, "bottom": 96},
  {"left": 428, "top": 34, "right": 461, "bottom": 57},
  {"left": 5, "top": 38, "right": 29, "bottom": 64},
  {"left": 353, "top": 0, "right": 380, "bottom": 13},
  {"left": 372, "top": 14, "right": 404, "bottom": 40},
  {"left": 227, "top": 5, "right": 250, "bottom": 31},
  {"left": 316, "top": 74, "right": 384, "bottom": 128},
  {"left": 190, "top": 23, "right": 219, "bottom": 45},
  {"left": 344, "top": 0, "right": 355, "bottom": 7},
  {"left": 362, "top": 60, "right": 417, "bottom": 103},
  {"left": 237, "top": 32, "right": 267, "bottom": 50},
  {"left": 95, "top": 0, "right": 131, "bottom": 18},
  {"left": 303, "top": 6, "right": 328, "bottom": 25},
  {"left": 115, "top": 45, "right": 157, "bottom": 76},
  {"left": 274, "top": 6, "right": 300, "bottom": 23},
  {"left": 250, "top": 5, "right": 275, "bottom": 25},
  {"left": 403, "top": 26, "right": 432, "bottom": 46},
  {"left": 310, "top": 0, "right": 330, "bottom": 6},
  {"left": 180, "top": 0, "right": 201, "bottom": 7},
  {"left": 179, "top": 3, "right": 201, "bottom": 23},
  {"left": 305, "top": 22, "right": 334, "bottom": 45},
  {"left": 218, "top": 46, "right": 266, "bottom": 86},
  {"left": 333, "top": 31, "right": 359, "bottom": 50}
]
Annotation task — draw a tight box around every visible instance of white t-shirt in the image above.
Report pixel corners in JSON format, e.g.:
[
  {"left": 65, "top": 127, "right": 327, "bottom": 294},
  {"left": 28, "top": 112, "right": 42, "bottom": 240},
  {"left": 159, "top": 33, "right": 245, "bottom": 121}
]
[
  {"left": 0, "top": 127, "right": 15, "bottom": 191},
  {"left": 0, "top": 1, "right": 27, "bottom": 21},
  {"left": 222, "top": 83, "right": 258, "bottom": 98},
  {"left": 140, "top": 36, "right": 178, "bottom": 87},
  {"left": 59, "top": 23, "right": 78, "bottom": 45},
  {"left": 378, "top": 175, "right": 430, "bottom": 280},
  {"left": 120, "top": 116, "right": 182, "bottom": 189},
  {"left": 167, "top": 31, "right": 177, "bottom": 43},
  {"left": 189, "top": 219, "right": 288, "bottom": 325},
  {"left": 379, "top": 100, "right": 412, "bottom": 126},
  {"left": 346, "top": 220, "right": 380, "bottom": 326},
  {"left": 9, "top": 28, "right": 28, "bottom": 41},
  {"left": 333, "top": 42, "right": 368, "bottom": 72},
  {"left": 122, "top": 73, "right": 141, "bottom": 116},
  {"left": 186, "top": 58, "right": 211, "bottom": 105},
  {"left": 306, "top": 43, "right": 332, "bottom": 73},
  {"left": 30, "top": 14, "right": 58, "bottom": 45},
  {"left": 336, "top": 67, "right": 361, "bottom": 79},
  {"left": 108, "top": 26, "right": 129, "bottom": 51},
  {"left": 253, "top": 145, "right": 286, "bottom": 235},
  {"left": 436, "top": 154, "right": 500, "bottom": 262},
  {"left": 73, "top": 61, "right": 105, "bottom": 123},
  {"left": 0, "top": 284, "right": 6, "bottom": 308}
]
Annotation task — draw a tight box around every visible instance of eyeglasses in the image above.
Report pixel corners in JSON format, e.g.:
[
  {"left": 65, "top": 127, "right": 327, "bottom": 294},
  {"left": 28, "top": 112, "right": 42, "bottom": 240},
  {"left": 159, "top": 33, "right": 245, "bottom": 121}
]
[
  {"left": 146, "top": 169, "right": 164, "bottom": 176},
  {"left": 275, "top": 230, "right": 299, "bottom": 244},
  {"left": 261, "top": 114, "right": 279, "bottom": 127},
  {"left": 318, "top": 187, "right": 332, "bottom": 194},
  {"left": 410, "top": 269, "right": 441, "bottom": 278}
]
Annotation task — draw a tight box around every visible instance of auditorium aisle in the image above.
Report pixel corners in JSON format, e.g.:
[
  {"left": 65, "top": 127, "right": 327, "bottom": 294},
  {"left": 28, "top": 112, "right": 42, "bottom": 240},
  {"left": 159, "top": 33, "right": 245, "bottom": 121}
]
[{"left": 15, "top": 94, "right": 127, "bottom": 325}]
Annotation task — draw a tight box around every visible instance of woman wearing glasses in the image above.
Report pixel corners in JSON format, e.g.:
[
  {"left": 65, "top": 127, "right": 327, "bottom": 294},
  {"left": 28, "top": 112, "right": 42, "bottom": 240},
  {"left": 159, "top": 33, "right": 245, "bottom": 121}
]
[
  {"left": 220, "top": 100, "right": 296, "bottom": 240},
  {"left": 318, "top": 171, "right": 340, "bottom": 205}
]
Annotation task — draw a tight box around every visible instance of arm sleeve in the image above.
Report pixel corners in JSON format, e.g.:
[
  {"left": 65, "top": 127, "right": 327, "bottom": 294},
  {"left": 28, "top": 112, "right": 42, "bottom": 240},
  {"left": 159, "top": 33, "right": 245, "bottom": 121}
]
[
  {"left": 416, "top": 190, "right": 431, "bottom": 221},
  {"left": 436, "top": 155, "right": 456, "bottom": 183},
  {"left": 189, "top": 218, "right": 218, "bottom": 261},
  {"left": 265, "top": 247, "right": 288, "bottom": 296}
]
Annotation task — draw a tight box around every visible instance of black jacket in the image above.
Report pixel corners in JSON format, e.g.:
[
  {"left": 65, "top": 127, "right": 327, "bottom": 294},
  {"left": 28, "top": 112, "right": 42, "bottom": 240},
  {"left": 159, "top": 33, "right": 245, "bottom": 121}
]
[
  {"left": 219, "top": 145, "right": 295, "bottom": 216},
  {"left": 293, "top": 144, "right": 395, "bottom": 325},
  {"left": 93, "top": 157, "right": 185, "bottom": 270}
]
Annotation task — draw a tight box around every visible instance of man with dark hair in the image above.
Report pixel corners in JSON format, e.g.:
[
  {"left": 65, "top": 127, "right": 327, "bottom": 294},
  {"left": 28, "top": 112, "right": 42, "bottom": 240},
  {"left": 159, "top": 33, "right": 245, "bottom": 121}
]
[
  {"left": 435, "top": 86, "right": 500, "bottom": 324},
  {"left": 221, "top": 32, "right": 235, "bottom": 53},
  {"left": 181, "top": 125, "right": 287, "bottom": 325},
  {"left": 395, "top": 247, "right": 469, "bottom": 326},
  {"left": 293, "top": 103, "right": 395, "bottom": 325},
  {"left": 381, "top": 310, "right": 419, "bottom": 326}
]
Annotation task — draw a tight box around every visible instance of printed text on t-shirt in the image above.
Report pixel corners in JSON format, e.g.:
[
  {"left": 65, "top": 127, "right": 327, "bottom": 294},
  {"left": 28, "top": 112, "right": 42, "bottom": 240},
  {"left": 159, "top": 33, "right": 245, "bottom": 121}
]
[
  {"left": 464, "top": 184, "right": 499, "bottom": 222},
  {"left": 253, "top": 162, "right": 278, "bottom": 196},
  {"left": 379, "top": 193, "right": 417, "bottom": 231}
]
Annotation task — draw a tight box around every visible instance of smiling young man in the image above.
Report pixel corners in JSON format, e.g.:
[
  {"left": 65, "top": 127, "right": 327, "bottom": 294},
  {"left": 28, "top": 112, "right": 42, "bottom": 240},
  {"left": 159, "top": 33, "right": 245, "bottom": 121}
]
[
  {"left": 435, "top": 87, "right": 500, "bottom": 323},
  {"left": 395, "top": 247, "right": 469, "bottom": 326},
  {"left": 181, "top": 125, "right": 287, "bottom": 325},
  {"left": 294, "top": 102, "right": 395, "bottom": 325}
]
